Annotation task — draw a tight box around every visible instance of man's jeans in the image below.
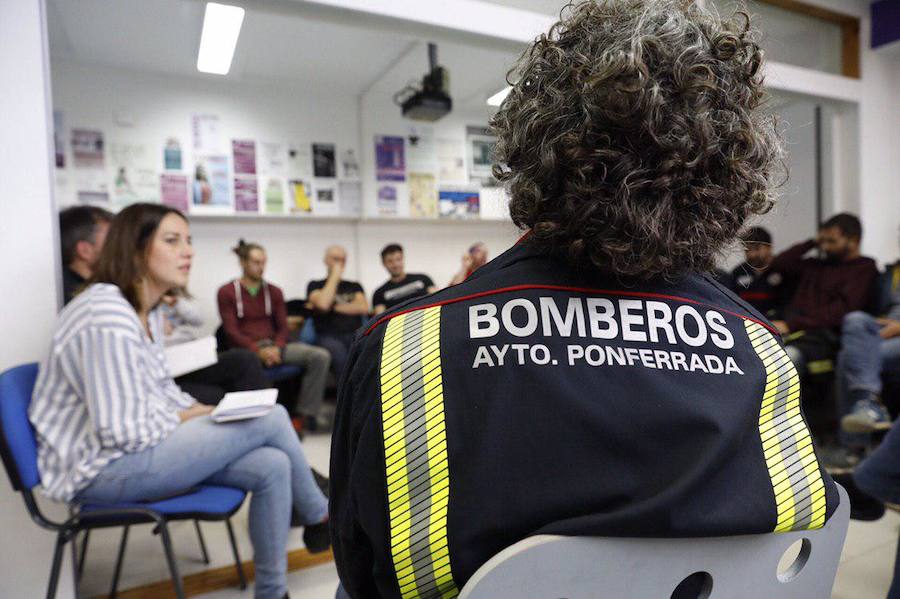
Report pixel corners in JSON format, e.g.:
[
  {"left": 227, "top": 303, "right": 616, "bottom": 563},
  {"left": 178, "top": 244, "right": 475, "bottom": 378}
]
[
  {"left": 76, "top": 405, "right": 328, "bottom": 599},
  {"left": 837, "top": 311, "right": 900, "bottom": 445}
]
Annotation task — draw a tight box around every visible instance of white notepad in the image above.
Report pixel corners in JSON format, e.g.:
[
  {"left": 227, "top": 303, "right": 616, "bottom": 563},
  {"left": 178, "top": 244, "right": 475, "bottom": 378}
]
[
  {"left": 211, "top": 388, "right": 279, "bottom": 423},
  {"left": 164, "top": 336, "right": 218, "bottom": 378}
]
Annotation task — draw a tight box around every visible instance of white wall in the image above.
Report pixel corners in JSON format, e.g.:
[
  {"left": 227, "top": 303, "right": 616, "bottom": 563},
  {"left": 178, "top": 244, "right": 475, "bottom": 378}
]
[
  {"left": 0, "top": 1, "right": 74, "bottom": 597},
  {"left": 51, "top": 61, "right": 520, "bottom": 330}
]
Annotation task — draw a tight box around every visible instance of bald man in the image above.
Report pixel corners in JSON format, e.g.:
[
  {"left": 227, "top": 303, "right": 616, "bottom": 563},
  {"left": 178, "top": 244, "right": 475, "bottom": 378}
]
[{"left": 307, "top": 246, "right": 369, "bottom": 382}]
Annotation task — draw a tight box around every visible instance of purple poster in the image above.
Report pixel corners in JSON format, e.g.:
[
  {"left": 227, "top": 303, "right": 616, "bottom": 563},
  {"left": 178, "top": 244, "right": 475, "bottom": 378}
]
[
  {"left": 160, "top": 174, "right": 189, "bottom": 211},
  {"left": 375, "top": 135, "right": 405, "bottom": 181},
  {"left": 234, "top": 177, "right": 259, "bottom": 212},
  {"left": 232, "top": 139, "right": 257, "bottom": 175}
]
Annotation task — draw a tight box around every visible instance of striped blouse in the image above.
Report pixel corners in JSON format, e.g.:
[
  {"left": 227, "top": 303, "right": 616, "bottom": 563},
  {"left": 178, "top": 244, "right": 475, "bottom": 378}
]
[{"left": 29, "top": 283, "right": 196, "bottom": 502}]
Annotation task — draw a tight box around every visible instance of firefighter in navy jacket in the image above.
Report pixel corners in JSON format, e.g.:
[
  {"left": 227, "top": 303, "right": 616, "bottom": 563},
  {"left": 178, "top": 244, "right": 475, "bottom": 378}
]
[{"left": 329, "top": 2, "right": 840, "bottom": 597}]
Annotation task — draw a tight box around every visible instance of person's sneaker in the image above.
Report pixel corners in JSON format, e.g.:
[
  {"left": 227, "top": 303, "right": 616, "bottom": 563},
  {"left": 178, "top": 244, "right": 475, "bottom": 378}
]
[
  {"left": 302, "top": 519, "right": 331, "bottom": 553},
  {"left": 842, "top": 398, "right": 893, "bottom": 433},
  {"left": 820, "top": 445, "right": 863, "bottom": 474}
]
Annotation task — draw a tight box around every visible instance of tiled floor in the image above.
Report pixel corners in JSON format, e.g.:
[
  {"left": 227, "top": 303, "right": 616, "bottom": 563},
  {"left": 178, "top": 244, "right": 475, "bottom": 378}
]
[{"left": 77, "top": 431, "right": 900, "bottom": 598}]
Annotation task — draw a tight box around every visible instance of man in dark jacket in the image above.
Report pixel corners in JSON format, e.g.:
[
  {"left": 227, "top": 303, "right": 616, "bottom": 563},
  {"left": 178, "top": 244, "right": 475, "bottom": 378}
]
[
  {"left": 770, "top": 213, "right": 878, "bottom": 377},
  {"left": 329, "top": 2, "right": 839, "bottom": 597}
]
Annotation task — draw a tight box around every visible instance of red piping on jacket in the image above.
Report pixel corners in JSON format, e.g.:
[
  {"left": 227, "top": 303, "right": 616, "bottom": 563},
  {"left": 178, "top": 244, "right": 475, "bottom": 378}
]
[{"left": 364, "top": 283, "right": 778, "bottom": 336}]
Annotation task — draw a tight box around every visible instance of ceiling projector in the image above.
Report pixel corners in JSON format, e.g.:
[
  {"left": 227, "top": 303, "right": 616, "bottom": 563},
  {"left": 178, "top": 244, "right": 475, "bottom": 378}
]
[{"left": 394, "top": 43, "right": 452, "bottom": 122}]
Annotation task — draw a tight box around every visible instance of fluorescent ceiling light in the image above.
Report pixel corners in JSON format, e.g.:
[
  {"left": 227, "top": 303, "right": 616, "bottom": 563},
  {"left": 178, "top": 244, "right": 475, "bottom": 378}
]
[
  {"left": 197, "top": 3, "right": 245, "bottom": 75},
  {"left": 487, "top": 86, "right": 512, "bottom": 107}
]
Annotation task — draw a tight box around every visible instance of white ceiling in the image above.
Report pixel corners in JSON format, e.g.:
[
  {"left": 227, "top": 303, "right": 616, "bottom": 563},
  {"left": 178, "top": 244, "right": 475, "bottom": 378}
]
[{"left": 47, "top": 0, "right": 523, "bottom": 109}]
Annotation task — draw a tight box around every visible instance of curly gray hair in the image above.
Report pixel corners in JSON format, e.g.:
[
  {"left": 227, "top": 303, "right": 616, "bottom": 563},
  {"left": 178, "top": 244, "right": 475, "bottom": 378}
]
[{"left": 491, "top": 0, "right": 784, "bottom": 280}]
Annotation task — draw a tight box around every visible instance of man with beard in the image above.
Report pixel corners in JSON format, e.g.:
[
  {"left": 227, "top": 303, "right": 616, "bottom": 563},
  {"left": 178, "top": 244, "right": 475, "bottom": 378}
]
[
  {"left": 770, "top": 213, "right": 878, "bottom": 377},
  {"left": 728, "top": 226, "right": 791, "bottom": 318}
]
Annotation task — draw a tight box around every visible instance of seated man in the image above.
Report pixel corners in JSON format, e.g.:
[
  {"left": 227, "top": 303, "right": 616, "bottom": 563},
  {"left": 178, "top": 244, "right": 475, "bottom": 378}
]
[
  {"left": 372, "top": 243, "right": 436, "bottom": 315},
  {"left": 728, "top": 226, "right": 791, "bottom": 319},
  {"left": 769, "top": 213, "right": 878, "bottom": 377},
  {"left": 448, "top": 242, "right": 488, "bottom": 286},
  {"left": 307, "top": 245, "right": 368, "bottom": 381},
  {"left": 838, "top": 252, "right": 900, "bottom": 433},
  {"left": 160, "top": 291, "right": 270, "bottom": 406},
  {"left": 330, "top": 2, "right": 839, "bottom": 597},
  {"left": 218, "top": 240, "right": 331, "bottom": 431},
  {"left": 58, "top": 205, "right": 113, "bottom": 304}
]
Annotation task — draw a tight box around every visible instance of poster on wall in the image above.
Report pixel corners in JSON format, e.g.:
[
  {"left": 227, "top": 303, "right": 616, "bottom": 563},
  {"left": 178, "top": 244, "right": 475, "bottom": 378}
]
[
  {"left": 110, "top": 143, "right": 158, "bottom": 205},
  {"left": 260, "top": 141, "right": 287, "bottom": 175},
  {"left": 263, "top": 177, "right": 285, "bottom": 214},
  {"left": 377, "top": 184, "right": 398, "bottom": 215},
  {"left": 409, "top": 172, "right": 437, "bottom": 218},
  {"left": 289, "top": 179, "right": 313, "bottom": 213},
  {"left": 338, "top": 180, "right": 362, "bottom": 217},
  {"left": 164, "top": 138, "right": 183, "bottom": 171},
  {"left": 341, "top": 149, "right": 359, "bottom": 179},
  {"left": 234, "top": 176, "right": 259, "bottom": 212},
  {"left": 375, "top": 135, "right": 405, "bottom": 181},
  {"left": 53, "top": 111, "right": 65, "bottom": 168},
  {"left": 192, "top": 114, "right": 221, "bottom": 154},
  {"left": 75, "top": 170, "right": 109, "bottom": 205},
  {"left": 232, "top": 139, "right": 257, "bottom": 175},
  {"left": 439, "top": 188, "right": 480, "bottom": 218},
  {"left": 315, "top": 186, "right": 338, "bottom": 215},
  {"left": 287, "top": 143, "right": 312, "bottom": 180},
  {"left": 71, "top": 129, "right": 105, "bottom": 168},
  {"left": 468, "top": 134, "right": 496, "bottom": 180},
  {"left": 407, "top": 126, "right": 436, "bottom": 173},
  {"left": 192, "top": 155, "right": 232, "bottom": 211},
  {"left": 160, "top": 174, "right": 189, "bottom": 211},
  {"left": 312, "top": 143, "right": 336, "bottom": 178},
  {"left": 437, "top": 137, "right": 466, "bottom": 183}
]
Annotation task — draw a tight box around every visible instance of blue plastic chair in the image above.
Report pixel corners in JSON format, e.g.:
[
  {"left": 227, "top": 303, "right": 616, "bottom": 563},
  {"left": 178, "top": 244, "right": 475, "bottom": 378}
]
[
  {"left": 264, "top": 363, "right": 303, "bottom": 383},
  {"left": 0, "top": 364, "right": 248, "bottom": 599}
]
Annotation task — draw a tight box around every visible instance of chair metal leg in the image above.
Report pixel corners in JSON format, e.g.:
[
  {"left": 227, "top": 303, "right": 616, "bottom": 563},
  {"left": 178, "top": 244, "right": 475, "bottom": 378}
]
[
  {"left": 158, "top": 520, "right": 185, "bottom": 599},
  {"left": 77, "top": 530, "right": 90, "bottom": 577},
  {"left": 109, "top": 525, "right": 130, "bottom": 599},
  {"left": 193, "top": 520, "right": 210, "bottom": 564},
  {"left": 70, "top": 531, "right": 81, "bottom": 599},
  {"left": 45, "top": 531, "right": 67, "bottom": 599},
  {"left": 225, "top": 518, "right": 247, "bottom": 590}
]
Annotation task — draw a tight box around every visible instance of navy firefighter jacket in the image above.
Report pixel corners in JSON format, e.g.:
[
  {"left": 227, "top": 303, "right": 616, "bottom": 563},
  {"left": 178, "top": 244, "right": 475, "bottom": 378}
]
[{"left": 329, "top": 238, "right": 839, "bottom": 599}]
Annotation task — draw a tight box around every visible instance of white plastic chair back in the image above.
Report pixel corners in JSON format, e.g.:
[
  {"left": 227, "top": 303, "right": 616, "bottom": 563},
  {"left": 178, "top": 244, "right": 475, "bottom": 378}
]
[{"left": 460, "top": 483, "right": 850, "bottom": 599}]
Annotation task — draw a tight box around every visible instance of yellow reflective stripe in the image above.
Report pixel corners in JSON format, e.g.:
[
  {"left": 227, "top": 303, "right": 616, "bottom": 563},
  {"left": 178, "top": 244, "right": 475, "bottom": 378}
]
[
  {"left": 745, "top": 320, "right": 827, "bottom": 532},
  {"left": 380, "top": 307, "right": 458, "bottom": 599}
]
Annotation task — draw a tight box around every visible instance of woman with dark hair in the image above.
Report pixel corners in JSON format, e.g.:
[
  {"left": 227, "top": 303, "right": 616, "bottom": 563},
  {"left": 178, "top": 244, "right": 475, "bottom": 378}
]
[
  {"left": 30, "top": 203, "right": 328, "bottom": 599},
  {"left": 330, "top": 2, "right": 839, "bottom": 597}
]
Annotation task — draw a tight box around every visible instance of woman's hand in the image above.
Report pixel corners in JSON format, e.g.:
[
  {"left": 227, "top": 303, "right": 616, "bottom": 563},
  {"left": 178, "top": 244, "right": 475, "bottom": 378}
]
[{"left": 179, "top": 403, "right": 214, "bottom": 422}]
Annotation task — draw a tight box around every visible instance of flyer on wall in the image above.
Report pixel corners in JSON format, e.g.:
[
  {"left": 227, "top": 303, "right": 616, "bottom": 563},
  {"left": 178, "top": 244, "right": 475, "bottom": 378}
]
[
  {"left": 408, "top": 172, "right": 437, "bottom": 218},
  {"left": 439, "top": 188, "right": 480, "bottom": 218},
  {"left": 192, "top": 154, "right": 232, "bottom": 213},
  {"left": 377, "top": 184, "right": 399, "bottom": 215},
  {"left": 110, "top": 143, "right": 159, "bottom": 205},
  {"left": 234, "top": 176, "right": 259, "bottom": 212},
  {"left": 312, "top": 143, "right": 336, "bottom": 178},
  {"left": 263, "top": 177, "right": 285, "bottom": 214},
  {"left": 375, "top": 135, "right": 405, "bottom": 181},
  {"left": 289, "top": 179, "right": 313, "bottom": 213},
  {"left": 340, "top": 149, "right": 359, "bottom": 179},
  {"left": 71, "top": 128, "right": 105, "bottom": 168},
  {"left": 192, "top": 114, "right": 221, "bottom": 154},
  {"left": 260, "top": 141, "right": 287, "bottom": 175},
  {"left": 314, "top": 183, "right": 339, "bottom": 216},
  {"left": 338, "top": 181, "right": 362, "bottom": 217},
  {"left": 160, "top": 174, "right": 189, "bottom": 211},
  {"left": 164, "top": 138, "right": 183, "bottom": 171},
  {"left": 287, "top": 143, "right": 312, "bottom": 180},
  {"left": 437, "top": 137, "right": 466, "bottom": 183},
  {"left": 406, "top": 126, "right": 436, "bottom": 173},
  {"left": 232, "top": 139, "right": 257, "bottom": 175}
]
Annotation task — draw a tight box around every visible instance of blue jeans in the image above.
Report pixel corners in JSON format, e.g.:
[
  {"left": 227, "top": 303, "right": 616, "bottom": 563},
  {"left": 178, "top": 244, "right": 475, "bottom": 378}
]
[
  {"left": 76, "top": 405, "right": 328, "bottom": 599},
  {"left": 856, "top": 424, "right": 900, "bottom": 599},
  {"left": 837, "top": 312, "right": 900, "bottom": 445},
  {"left": 317, "top": 332, "right": 356, "bottom": 382}
]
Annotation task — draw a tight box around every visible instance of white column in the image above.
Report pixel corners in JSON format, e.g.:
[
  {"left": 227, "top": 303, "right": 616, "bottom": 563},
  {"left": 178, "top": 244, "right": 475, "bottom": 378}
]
[{"left": 0, "top": 0, "right": 73, "bottom": 596}]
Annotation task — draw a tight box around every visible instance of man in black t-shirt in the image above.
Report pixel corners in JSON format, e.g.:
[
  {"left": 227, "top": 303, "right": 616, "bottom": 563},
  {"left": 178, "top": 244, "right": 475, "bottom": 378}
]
[
  {"left": 728, "top": 226, "right": 792, "bottom": 319},
  {"left": 307, "top": 245, "right": 368, "bottom": 380},
  {"left": 372, "top": 244, "right": 436, "bottom": 315}
]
